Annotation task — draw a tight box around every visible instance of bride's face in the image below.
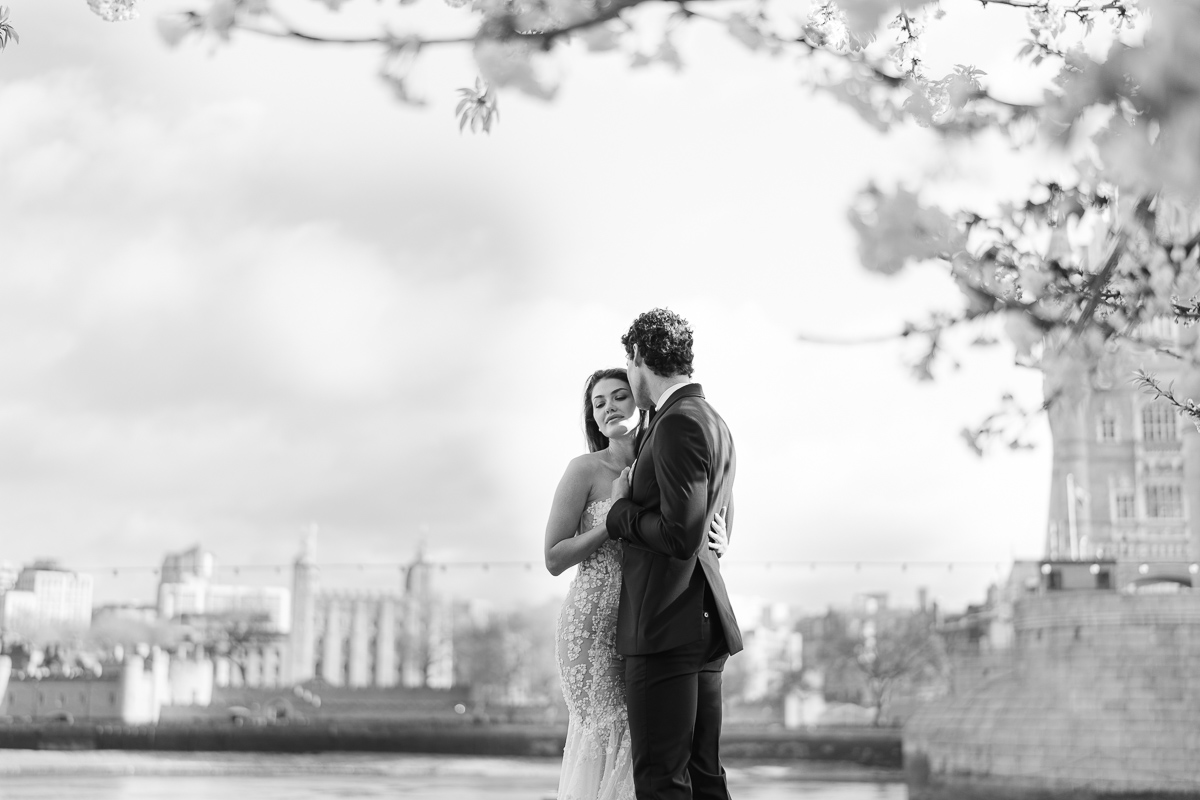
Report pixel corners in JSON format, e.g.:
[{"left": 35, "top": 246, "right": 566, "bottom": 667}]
[{"left": 592, "top": 378, "right": 639, "bottom": 441}]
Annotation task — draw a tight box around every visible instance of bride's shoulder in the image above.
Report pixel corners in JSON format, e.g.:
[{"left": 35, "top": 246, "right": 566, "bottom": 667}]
[{"left": 564, "top": 450, "right": 606, "bottom": 477}]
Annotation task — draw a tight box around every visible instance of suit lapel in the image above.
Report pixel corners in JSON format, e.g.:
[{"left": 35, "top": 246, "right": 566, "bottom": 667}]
[{"left": 632, "top": 383, "right": 705, "bottom": 478}]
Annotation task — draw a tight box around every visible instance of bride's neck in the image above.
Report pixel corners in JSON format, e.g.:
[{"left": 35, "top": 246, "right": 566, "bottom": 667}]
[{"left": 606, "top": 434, "right": 637, "bottom": 467}]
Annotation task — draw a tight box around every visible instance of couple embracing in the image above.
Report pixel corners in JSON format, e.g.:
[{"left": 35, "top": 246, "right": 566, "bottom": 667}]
[{"left": 544, "top": 308, "right": 742, "bottom": 800}]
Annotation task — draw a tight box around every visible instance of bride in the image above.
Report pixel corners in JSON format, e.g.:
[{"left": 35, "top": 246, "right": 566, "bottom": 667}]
[{"left": 544, "top": 368, "right": 728, "bottom": 800}]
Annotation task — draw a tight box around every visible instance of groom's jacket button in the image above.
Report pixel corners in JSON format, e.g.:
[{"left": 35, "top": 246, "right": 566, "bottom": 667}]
[{"left": 703, "top": 612, "right": 710, "bottom": 618}]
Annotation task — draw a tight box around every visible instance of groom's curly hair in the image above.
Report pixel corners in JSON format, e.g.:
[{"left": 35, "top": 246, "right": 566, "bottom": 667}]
[{"left": 622, "top": 308, "right": 694, "bottom": 378}]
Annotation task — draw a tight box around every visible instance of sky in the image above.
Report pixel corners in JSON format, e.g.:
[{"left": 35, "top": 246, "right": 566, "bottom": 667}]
[{"left": 0, "top": 0, "right": 1063, "bottom": 616}]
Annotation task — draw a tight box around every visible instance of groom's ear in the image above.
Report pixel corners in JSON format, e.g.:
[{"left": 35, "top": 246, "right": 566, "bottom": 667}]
[{"left": 630, "top": 344, "right": 642, "bottom": 366}]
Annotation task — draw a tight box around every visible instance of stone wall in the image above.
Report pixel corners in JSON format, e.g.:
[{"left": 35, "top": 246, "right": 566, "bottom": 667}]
[{"left": 905, "top": 592, "right": 1200, "bottom": 798}]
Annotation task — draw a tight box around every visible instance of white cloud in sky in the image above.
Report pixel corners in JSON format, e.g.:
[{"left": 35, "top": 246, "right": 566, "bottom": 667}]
[{"left": 0, "top": 2, "right": 1056, "bottom": 614}]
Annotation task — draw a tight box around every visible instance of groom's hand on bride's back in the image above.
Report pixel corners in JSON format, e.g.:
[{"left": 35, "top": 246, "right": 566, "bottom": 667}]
[{"left": 707, "top": 508, "right": 728, "bottom": 558}]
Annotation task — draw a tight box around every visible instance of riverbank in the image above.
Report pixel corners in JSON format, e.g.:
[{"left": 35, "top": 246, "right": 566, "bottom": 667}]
[
  {"left": 0, "top": 722, "right": 901, "bottom": 768},
  {"left": 0, "top": 750, "right": 901, "bottom": 781}
]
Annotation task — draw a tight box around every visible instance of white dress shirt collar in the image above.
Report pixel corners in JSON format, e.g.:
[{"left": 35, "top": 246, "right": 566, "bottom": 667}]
[{"left": 654, "top": 380, "right": 695, "bottom": 411}]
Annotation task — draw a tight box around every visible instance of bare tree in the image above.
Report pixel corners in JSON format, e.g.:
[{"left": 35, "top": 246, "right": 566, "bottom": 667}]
[
  {"left": 811, "top": 609, "right": 947, "bottom": 726},
  {"left": 183, "top": 610, "right": 284, "bottom": 684}
]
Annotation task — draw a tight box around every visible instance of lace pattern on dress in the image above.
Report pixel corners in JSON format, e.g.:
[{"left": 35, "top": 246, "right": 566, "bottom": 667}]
[{"left": 555, "top": 498, "right": 634, "bottom": 800}]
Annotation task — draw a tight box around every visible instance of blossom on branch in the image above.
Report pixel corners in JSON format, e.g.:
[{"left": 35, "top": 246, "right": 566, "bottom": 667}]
[
  {"left": 0, "top": 6, "right": 16, "bottom": 50},
  {"left": 88, "top": 0, "right": 140, "bottom": 23}
]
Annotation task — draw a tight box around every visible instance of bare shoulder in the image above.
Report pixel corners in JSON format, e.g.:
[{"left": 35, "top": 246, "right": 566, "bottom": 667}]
[
  {"left": 559, "top": 451, "right": 614, "bottom": 506},
  {"left": 561, "top": 451, "right": 606, "bottom": 484}
]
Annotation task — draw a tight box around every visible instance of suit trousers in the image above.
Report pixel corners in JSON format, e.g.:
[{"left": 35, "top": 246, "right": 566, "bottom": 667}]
[{"left": 624, "top": 589, "right": 732, "bottom": 800}]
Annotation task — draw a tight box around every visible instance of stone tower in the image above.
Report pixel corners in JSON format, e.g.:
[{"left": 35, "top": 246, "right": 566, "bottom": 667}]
[
  {"left": 1042, "top": 321, "right": 1200, "bottom": 589},
  {"left": 288, "top": 524, "right": 319, "bottom": 685},
  {"left": 401, "top": 543, "right": 432, "bottom": 688}
]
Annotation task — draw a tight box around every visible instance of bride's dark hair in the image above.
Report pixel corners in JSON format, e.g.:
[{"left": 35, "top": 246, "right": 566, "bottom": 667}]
[{"left": 583, "top": 368, "right": 643, "bottom": 453}]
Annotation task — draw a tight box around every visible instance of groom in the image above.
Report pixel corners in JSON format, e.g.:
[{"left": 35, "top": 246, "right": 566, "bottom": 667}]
[{"left": 605, "top": 308, "right": 742, "bottom": 800}]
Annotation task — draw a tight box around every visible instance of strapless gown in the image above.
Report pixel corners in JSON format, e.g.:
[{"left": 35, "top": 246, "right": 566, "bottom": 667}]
[{"left": 554, "top": 498, "right": 634, "bottom": 800}]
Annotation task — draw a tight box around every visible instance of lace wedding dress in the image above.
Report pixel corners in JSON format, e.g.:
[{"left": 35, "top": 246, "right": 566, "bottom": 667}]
[{"left": 555, "top": 498, "right": 635, "bottom": 800}]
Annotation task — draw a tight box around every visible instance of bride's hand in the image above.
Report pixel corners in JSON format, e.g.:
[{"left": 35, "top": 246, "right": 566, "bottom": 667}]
[
  {"left": 708, "top": 508, "right": 728, "bottom": 558},
  {"left": 611, "top": 466, "right": 631, "bottom": 502}
]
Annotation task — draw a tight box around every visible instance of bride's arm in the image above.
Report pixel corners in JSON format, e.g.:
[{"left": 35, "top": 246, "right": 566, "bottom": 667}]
[{"left": 545, "top": 458, "right": 610, "bottom": 577}]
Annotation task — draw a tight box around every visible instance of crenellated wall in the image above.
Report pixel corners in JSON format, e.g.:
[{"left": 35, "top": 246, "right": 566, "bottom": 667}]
[
  {"left": 905, "top": 592, "right": 1200, "bottom": 798},
  {"left": 0, "top": 650, "right": 168, "bottom": 724}
]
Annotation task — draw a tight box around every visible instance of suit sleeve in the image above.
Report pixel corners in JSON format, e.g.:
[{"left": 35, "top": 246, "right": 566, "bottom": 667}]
[{"left": 606, "top": 413, "right": 710, "bottom": 560}]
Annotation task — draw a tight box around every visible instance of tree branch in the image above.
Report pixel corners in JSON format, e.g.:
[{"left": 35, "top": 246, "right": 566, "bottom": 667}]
[
  {"left": 225, "top": 0, "right": 650, "bottom": 51},
  {"left": 1132, "top": 370, "right": 1200, "bottom": 425},
  {"left": 972, "top": 0, "right": 1133, "bottom": 19},
  {"left": 1070, "top": 229, "right": 1128, "bottom": 339}
]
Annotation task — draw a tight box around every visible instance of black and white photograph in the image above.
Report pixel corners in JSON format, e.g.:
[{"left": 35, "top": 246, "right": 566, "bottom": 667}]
[{"left": 1, "top": 1, "right": 1199, "bottom": 798}]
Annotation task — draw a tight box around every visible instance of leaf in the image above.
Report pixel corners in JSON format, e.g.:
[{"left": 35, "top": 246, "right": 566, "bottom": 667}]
[
  {"left": 848, "top": 186, "right": 966, "bottom": 275},
  {"left": 575, "top": 23, "right": 621, "bottom": 52},
  {"left": 206, "top": 0, "right": 237, "bottom": 38},
  {"left": 454, "top": 77, "right": 500, "bottom": 135},
  {"left": 156, "top": 15, "right": 195, "bottom": 48},
  {"left": 902, "top": 87, "right": 936, "bottom": 127},
  {"left": 726, "top": 13, "right": 764, "bottom": 52},
  {"left": 473, "top": 38, "right": 556, "bottom": 101},
  {"left": 655, "top": 34, "right": 683, "bottom": 71}
]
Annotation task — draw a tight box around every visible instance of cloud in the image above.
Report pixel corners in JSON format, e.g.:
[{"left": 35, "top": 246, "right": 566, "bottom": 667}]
[
  {"left": 0, "top": 17, "right": 1056, "bottom": 616},
  {"left": 0, "top": 71, "right": 527, "bottom": 581}
]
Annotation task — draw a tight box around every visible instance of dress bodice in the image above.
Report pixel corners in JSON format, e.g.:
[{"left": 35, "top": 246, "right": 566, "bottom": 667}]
[{"left": 580, "top": 498, "right": 622, "bottom": 576}]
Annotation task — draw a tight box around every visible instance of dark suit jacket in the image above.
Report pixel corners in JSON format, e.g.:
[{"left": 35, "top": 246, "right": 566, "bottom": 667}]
[{"left": 605, "top": 383, "right": 742, "bottom": 657}]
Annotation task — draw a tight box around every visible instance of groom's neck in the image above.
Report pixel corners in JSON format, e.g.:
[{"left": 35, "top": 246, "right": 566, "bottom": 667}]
[{"left": 646, "top": 375, "right": 691, "bottom": 409}]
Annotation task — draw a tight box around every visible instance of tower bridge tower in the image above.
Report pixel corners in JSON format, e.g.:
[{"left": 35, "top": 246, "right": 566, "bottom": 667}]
[{"left": 1043, "top": 321, "right": 1200, "bottom": 590}]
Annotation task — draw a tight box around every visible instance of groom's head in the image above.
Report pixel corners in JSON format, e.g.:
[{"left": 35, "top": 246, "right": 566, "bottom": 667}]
[{"left": 622, "top": 308, "right": 694, "bottom": 409}]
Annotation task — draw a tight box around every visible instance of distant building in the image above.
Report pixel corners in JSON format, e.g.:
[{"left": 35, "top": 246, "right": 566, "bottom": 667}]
[
  {"left": 157, "top": 546, "right": 291, "bottom": 634},
  {"left": 165, "top": 644, "right": 215, "bottom": 707},
  {"left": 288, "top": 529, "right": 319, "bottom": 685},
  {"left": 0, "top": 649, "right": 168, "bottom": 724},
  {"left": 141, "top": 537, "right": 452, "bottom": 691},
  {"left": 288, "top": 535, "right": 454, "bottom": 689},
  {"left": 0, "top": 561, "right": 93, "bottom": 633},
  {"left": 1043, "top": 320, "right": 1200, "bottom": 588},
  {"left": 91, "top": 603, "right": 160, "bottom": 626},
  {"left": 161, "top": 546, "right": 216, "bottom": 585},
  {"left": 0, "top": 561, "right": 17, "bottom": 593},
  {"left": 734, "top": 601, "right": 802, "bottom": 703}
]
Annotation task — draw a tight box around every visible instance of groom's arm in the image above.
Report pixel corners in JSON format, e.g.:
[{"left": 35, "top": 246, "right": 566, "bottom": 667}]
[{"left": 607, "top": 413, "right": 710, "bottom": 560}]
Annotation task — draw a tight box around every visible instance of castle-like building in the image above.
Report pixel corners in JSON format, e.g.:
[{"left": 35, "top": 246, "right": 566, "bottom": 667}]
[
  {"left": 908, "top": 321, "right": 1200, "bottom": 798},
  {"left": 1043, "top": 320, "right": 1200, "bottom": 588},
  {"left": 288, "top": 531, "right": 453, "bottom": 689},
  {"left": 155, "top": 532, "right": 453, "bottom": 690}
]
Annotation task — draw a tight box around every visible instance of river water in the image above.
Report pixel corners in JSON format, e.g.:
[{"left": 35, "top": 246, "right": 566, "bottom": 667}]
[{"left": 0, "top": 752, "right": 906, "bottom": 799}]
